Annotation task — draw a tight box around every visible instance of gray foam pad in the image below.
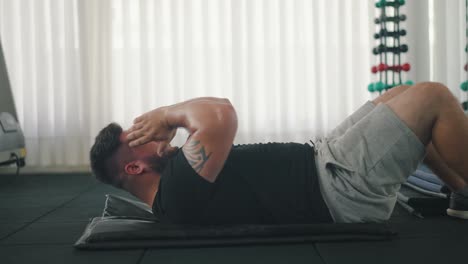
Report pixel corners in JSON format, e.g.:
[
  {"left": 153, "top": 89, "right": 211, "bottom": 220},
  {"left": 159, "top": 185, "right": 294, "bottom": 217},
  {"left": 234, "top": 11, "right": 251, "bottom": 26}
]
[
  {"left": 75, "top": 216, "right": 396, "bottom": 250},
  {"left": 74, "top": 194, "right": 396, "bottom": 250}
]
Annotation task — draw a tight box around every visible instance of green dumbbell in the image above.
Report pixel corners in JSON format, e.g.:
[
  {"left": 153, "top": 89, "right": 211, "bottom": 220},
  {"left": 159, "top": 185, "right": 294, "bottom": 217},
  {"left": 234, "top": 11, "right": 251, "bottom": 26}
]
[
  {"left": 376, "top": 0, "right": 405, "bottom": 8},
  {"left": 375, "top": 81, "right": 385, "bottom": 92},
  {"left": 368, "top": 83, "right": 375, "bottom": 92},
  {"left": 461, "top": 81, "right": 468, "bottom": 91}
]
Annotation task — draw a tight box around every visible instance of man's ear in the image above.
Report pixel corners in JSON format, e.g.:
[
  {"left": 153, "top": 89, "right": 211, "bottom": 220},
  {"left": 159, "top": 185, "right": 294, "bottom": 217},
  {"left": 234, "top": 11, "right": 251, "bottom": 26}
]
[{"left": 124, "top": 160, "right": 146, "bottom": 175}]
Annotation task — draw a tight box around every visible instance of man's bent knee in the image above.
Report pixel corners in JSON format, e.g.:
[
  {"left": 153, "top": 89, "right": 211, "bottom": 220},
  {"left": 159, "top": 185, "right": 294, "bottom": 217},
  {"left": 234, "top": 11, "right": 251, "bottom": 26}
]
[
  {"left": 414, "top": 82, "right": 450, "bottom": 94},
  {"left": 384, "top": 82, "right": 453, "bottom": 145},
  {"left": 413, "top": 82, "right": 454, "bottom": 108},
  {"left": 415, "top": 81, "right": 446, "bottom": 89},
  {"left": 372, "top": 85, "right": 412, "bottom": 105}
]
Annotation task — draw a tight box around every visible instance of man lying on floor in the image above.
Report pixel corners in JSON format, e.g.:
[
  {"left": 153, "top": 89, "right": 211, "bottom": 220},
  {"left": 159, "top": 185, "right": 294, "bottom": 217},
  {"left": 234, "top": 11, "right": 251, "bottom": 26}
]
[{"left": 90, "top": 82, "right": 468, "bottom": 224}]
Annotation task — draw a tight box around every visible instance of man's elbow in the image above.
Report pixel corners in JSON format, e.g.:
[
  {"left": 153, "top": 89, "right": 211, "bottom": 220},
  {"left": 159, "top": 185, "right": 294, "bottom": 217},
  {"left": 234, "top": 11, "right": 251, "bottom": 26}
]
[
  {"left": 217, "top": 102, "right": 237, "bottom": 131},
  {"left": 221, "top": 98, "right": 232, "bottom": 105},
  {"left": 203, "top": 102, "right": 237, "bottom": 138}
]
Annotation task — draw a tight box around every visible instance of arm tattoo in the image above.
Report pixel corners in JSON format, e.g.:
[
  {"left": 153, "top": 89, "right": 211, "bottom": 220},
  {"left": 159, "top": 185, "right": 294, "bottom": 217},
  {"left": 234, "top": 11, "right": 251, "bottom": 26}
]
[{"left": 184, "top": 140, "right": 212, "bottom": 173}]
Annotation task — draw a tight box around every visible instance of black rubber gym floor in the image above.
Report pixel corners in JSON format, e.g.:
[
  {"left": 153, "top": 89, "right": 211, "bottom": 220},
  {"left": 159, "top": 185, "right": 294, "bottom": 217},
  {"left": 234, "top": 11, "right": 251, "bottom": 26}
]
[{"left": 0, "top": 173, "right": 467, "bottom": 264}]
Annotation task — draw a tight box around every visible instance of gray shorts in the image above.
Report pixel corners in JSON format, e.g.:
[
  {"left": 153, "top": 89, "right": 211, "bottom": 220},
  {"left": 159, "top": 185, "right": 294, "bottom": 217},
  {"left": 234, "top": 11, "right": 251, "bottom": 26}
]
[{"left": 314, "top": 101, "right": 426, "bottom": 223}]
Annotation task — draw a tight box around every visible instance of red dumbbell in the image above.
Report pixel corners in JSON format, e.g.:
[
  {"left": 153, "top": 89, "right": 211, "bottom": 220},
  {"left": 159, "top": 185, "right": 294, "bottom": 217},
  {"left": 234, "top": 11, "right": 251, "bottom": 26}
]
[
  {"left": 388, "top": 63, "right": 410, "bottom": 72},
  {"left": 387, "top": 65, "right": 399, "bottom": 72},
  {"left": 378, "top": 63, "right": 388, "bottom": 71},
  {"left": 371, "top": 63, "right": 410, "bottom": 73},
  {"left": 401, "top": 63, "right": 410, "bottom": 71}
]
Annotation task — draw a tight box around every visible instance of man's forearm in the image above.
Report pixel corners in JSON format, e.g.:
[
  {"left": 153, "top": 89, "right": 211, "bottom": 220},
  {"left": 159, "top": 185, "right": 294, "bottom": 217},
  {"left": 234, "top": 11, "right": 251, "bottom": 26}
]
[
  {"left": 173, "top": 97, "right": 231, "bottom": 106},
  {"left": 163, "top": 97, "right": 237, "bottom": 135},
  {"left": 126, "top": 97, "right": 236, "bottom": 149},
  {"left": 160, "top": 97, "right": 237, "bottom": 183}
]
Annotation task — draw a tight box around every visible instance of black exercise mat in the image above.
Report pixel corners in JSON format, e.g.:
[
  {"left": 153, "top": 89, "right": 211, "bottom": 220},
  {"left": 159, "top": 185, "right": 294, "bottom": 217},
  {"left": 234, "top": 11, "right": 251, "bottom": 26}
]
[{"left": 74, "top": 216, "right": 397, "bottom": 250}]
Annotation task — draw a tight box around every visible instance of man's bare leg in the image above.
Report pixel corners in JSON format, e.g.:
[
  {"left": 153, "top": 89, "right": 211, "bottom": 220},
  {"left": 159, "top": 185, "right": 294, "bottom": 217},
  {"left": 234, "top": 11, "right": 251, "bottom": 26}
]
[
  {"left": 383, "top": 82, "right": 468, "bottom": 187},
  {"left": 373, "top": 84, "right": 467, "bottom": 191},
  {"left": 424, "top": 144, "right": 467, "bottom": 191}
]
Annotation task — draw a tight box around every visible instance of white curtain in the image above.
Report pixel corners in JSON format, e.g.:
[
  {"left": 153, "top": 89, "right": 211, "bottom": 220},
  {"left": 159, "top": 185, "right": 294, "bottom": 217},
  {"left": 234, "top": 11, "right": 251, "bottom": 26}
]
[
  {"left": 403, "top": 0, "right": 467, "bottom": 101},
  {"left": 428, "top": 0, "right": 467, "bottom": 102},
  {"left": 0, "top": 0, "right": 85, "bottom": 166},
  {"left": 1, "top": 0, "right": 463, "bottom": 168}
]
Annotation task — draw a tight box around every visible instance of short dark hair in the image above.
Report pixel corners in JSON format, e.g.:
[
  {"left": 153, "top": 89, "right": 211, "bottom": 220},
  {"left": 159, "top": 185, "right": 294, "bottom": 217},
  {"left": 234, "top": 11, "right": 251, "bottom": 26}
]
[{"left": 89, "top": 123, "right": 123, "bottom": 188}]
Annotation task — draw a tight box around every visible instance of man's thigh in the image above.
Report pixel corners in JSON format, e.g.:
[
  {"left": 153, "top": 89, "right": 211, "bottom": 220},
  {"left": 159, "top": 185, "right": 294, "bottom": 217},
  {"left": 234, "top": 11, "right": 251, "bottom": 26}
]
[
  {"left": 318, "top": 103, "right": 427, "bottom": 222},
  {"left": 329, "top": 103, "right": 425, "bottom": 188}
]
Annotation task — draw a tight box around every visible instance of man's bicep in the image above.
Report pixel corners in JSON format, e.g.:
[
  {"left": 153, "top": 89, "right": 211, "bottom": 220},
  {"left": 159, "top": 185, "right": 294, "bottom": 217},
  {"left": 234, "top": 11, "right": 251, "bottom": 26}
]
[{"left": 182, "top": 132, "right": 232, "bottom": 183}]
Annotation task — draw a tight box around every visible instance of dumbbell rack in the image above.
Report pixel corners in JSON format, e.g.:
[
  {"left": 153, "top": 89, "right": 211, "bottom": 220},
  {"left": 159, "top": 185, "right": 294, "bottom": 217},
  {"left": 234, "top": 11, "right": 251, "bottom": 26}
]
[
  {"left": 368, "top": 0, "right": 413, "bottom": 94},
  {"left": 461, "top": 0, "right": 468, "bottom": 111}
]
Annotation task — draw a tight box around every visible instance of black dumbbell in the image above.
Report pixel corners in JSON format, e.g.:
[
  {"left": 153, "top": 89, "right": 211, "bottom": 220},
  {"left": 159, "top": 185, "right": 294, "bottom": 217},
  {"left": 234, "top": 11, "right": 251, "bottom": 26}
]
[
  {"left": 374, "top": 29, "right": 406, "bottom": 39},
  {"left": 375, "top": 14, "right": 406, "bottom": 24},
  {"left": 372, "top": 44, "right": 408, "bottom": 54}
]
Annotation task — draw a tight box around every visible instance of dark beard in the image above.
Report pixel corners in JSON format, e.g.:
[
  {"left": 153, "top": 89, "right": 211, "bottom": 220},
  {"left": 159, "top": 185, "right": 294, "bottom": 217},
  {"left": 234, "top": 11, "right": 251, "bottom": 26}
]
[{"left": 147, "top": 147, "right": 179, "bottom": 173}]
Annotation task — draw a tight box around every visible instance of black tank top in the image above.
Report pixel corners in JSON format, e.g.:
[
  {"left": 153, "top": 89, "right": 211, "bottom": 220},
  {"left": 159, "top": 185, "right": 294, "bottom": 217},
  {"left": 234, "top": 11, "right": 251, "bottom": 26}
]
[{"left": 153, "top": 142, "right": 333, "bottom": 225}]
